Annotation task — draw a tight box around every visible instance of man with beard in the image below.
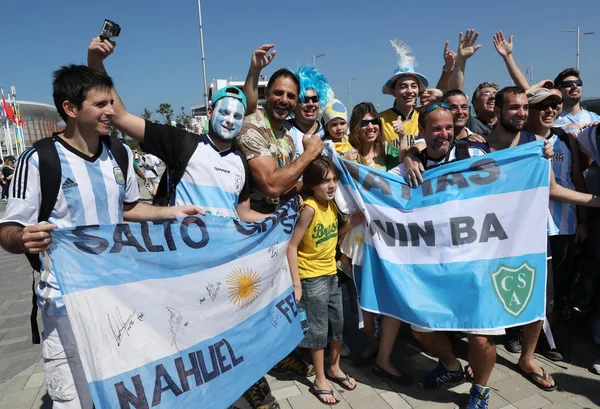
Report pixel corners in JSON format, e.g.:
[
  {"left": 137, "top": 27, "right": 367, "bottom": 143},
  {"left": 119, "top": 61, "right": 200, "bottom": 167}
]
[
  {"left": 554, "top": 68, "right": 600, "bottom": 127},
  {"left": 397, "top": 91, "right": 600, "bottom": 407},
  {"left": 88, "top": 38, "right": 282, "bottom": 409},
  {"left": 239, "top": 45, "right": 324, "bottom": 214}
]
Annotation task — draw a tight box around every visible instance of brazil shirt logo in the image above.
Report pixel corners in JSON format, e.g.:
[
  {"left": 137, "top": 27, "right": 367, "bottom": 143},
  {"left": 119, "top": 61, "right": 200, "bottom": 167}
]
[
  {"left": 312, "top": 221, "right": 338, "bottom": 247},
  {"left": 491, "top": 262, "right": 535, "bottom": 317},
  {"left": 113, "top": 167, "right": 125, "bottom": 186}
]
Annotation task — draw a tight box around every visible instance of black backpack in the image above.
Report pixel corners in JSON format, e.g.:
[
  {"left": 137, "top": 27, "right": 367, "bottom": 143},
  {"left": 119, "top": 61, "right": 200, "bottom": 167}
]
[
  {"left": 416, "top": 139, "right": 473, "bottom": 170},
  {"left": 25, "top": 134, "right": 129, "bottom": 343},
  {"left": 151, "top": 131, "right": 199, "bottom": 206}
]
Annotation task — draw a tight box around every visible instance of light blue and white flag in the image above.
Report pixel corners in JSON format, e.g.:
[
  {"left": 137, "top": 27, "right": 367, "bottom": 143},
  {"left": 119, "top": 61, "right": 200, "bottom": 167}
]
[
  {"left": 49, "top": 200, "right": 303, "bottom": 409},
  {"left": 334, "top": 141, "right": 550, "bottom": 331}
]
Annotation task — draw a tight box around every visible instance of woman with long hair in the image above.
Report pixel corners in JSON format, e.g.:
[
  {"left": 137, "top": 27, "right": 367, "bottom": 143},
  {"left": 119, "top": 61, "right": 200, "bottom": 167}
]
[{"left": 342, "top": 103, "right": 411, "bottom": 385}]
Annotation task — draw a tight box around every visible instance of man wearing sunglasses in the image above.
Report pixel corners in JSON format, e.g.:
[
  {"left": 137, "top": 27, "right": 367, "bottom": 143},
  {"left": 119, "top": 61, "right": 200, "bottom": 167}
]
[
  {"left": 286, "top": 66, "right": 328, "bottom": 160},
  {"left": 554, "top": 68, "right": 600, "bottom": 127},
  {"left": 524, "top": 87, "right": 588, "bottom": 361}
]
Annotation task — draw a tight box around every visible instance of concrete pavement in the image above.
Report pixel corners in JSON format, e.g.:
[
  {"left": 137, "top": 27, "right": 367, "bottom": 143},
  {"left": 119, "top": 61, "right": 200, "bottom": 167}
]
[{"left": 1, "top": 189, "right": 599, "bottom": 409}]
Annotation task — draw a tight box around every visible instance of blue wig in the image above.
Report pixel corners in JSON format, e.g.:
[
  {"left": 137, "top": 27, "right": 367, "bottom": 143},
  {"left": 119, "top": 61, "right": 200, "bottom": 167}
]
[{"left": 295, "top": 65, "right": 334, "bottom": 117}]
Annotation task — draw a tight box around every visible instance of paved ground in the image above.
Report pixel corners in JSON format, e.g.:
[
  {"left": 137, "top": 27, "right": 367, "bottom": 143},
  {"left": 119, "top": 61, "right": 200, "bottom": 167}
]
[{"left": 1, "top": 185, "right": 599, "bottom": 408}]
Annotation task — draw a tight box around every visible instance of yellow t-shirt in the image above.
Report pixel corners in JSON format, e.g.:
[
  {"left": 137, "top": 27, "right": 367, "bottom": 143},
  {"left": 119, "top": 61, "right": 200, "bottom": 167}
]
[
  {"left": 380, "top": 107, "right": 420, "bottom": 149},
  {"left": 297, "top": 197, "right": 338, "bottom": 280}
]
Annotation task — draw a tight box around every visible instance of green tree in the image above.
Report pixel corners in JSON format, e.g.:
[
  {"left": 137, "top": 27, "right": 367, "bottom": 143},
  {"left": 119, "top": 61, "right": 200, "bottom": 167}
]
[
  {"left": 141, "top": 108, "right": 153, "bottom": 120},
  {"left": 176, "top": 106, "right": 193, "bottom": 129},
  {"left": 156, "top": 103, "right": 174, "bottom": 124}
]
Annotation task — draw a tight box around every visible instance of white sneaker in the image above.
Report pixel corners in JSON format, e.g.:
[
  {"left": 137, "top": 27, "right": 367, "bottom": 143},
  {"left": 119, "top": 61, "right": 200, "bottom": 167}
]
[
  {"left": 593, "top": 359, "right": 600, "bottom": 375},
  {"left": 1, "top": 198, "right": 7, "bottom": 202}
]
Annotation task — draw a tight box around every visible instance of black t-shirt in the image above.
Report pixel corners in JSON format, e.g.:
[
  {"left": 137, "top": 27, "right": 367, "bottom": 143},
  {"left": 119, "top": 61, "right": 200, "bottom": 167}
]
[
  {"left": 2, "top": 166, "right": 14, "bottom": 185},
  {"left": 466, "top": 116, "right": 494, "bottom": 135},
  {"left": 143, "top": 120, "right": 250, "bottom": 210}
]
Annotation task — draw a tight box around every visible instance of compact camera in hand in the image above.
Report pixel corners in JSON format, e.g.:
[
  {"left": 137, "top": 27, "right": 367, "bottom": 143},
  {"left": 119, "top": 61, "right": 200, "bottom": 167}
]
[{"left": 100, "top": 19, "right": 121, "bottom": 40}]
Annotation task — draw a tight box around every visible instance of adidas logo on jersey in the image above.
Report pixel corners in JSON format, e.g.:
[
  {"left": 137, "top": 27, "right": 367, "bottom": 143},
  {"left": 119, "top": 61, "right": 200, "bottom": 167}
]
[{"left": 62, "top": 177, "right": 78, "bottom": 190}]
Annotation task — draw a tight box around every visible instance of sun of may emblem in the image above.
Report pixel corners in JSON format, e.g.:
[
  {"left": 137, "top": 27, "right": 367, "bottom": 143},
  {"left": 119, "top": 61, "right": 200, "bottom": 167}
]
[{"left": 226, "top": 268, "right": 262, "bottom": 309}]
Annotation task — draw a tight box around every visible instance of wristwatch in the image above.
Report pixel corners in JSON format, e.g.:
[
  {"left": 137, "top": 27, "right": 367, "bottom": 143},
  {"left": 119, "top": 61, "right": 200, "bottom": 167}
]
[{"left": 442, "top": 65, "right": 454, "bottom": 73}]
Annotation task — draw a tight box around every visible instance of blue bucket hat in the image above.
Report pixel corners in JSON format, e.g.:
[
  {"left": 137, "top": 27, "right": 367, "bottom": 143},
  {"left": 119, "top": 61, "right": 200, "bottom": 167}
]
[{"left": 382, "top": 40, "right": 429, "bottom": 96}]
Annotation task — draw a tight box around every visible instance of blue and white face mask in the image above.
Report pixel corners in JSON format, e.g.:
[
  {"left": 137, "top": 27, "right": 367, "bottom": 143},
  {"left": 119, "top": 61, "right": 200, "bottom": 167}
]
[{"left": 210, "top": 98, "right": 245, "bottom": 141}]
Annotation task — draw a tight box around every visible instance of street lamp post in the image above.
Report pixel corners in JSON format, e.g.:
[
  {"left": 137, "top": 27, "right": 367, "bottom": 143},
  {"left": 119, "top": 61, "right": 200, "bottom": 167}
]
[
  {"left": 197, "top": 0, "right": 210, "bottom": 112},
  {"left": 563, "top": 27, "right": 595, "bottom": 70},
  {"left": 348, "top": 77, "right": 358, "bottom": 109},
  {"left": 313, "top": 53, "right": 325, "bottom": 67}
]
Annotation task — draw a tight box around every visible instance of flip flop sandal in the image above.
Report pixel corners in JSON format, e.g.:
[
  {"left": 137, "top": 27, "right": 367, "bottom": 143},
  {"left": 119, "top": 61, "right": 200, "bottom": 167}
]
[
  {"left": 326, "top": 373, "right": 357, "bottom": 391},
  {"left": 518, "top": 366, "right": 557, "bottom": 392},
  {"left": 309, "top": 387, "right": 340, "bottom": 406}
]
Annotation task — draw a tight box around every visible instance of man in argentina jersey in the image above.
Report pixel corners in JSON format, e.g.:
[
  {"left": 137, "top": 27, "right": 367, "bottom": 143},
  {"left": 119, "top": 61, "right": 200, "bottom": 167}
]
[
  {"left": 88, "top": 38, "right": 266, "bottom": 223},
  {"left": 87, "top": 38, "right": 283, "bottom": 409},
  {"left": 525, "top": 88, "right": 587, "bottom": 348},
  {"left": 553, "top": 68, "right": 600, "bottom": 128},
  {"left": 0, "top": 65, "right": 202, "bottom": 409}
]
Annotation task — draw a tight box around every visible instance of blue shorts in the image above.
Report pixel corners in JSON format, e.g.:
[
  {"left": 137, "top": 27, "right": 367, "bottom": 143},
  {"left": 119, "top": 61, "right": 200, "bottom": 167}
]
[{"left": 300, "top": 274, "right": 344, "bottom": 349}]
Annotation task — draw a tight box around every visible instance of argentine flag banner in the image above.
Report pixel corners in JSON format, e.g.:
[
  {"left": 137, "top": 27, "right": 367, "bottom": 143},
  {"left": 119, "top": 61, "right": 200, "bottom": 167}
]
[
  {"left": 334, "top": 141, "right": 550, "bottom": 331},
  {"left": 48, "top": 200, "right": 303, "bottom": 409}
]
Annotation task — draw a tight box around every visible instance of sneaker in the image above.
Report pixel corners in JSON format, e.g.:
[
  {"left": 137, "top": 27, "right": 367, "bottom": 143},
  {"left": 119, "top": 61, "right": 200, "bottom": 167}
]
[
  {"left": 463, "top": 384, "right": 490, "bottom": 409},
  {"left": 341, "top": 343, "right": 352, "bottom": 358},
  {"left": 270, "top": 351, "right": 315, "bottom": 377},
  {"left": 505, "top": 335, "right": 522, "bottom": 353},
  {"left": 419, "top": 361, "right": 464, "bottom": 390},
  {"left": 243, "top": 377, "right": 280, "bottom": 409},
  {"left": 592, "top": 359, "right": 600, "bottom": 375},
  {"left": 1, "top": 198, "right": 7, "bottom": 202}
]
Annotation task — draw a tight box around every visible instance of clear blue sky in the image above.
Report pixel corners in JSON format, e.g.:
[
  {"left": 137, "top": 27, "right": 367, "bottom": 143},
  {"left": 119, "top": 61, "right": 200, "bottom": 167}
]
[{"left": 2, "top": 0, "right": 600, "bottom": 119}]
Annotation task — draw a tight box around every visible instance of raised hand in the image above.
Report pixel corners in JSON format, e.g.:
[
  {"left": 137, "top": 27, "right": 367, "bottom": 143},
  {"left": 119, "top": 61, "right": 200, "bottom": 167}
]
[
  {"left": 443, "top": 41, "right": 457, "bottom": 69},
  {"left": 250, "top": 44, "right": 276, "bottom": 72},
  {"left": 493, "top": 31, "right": 513, "bottom": 58},
  {"left": 88, "top": 37, "right": 115, "bottom": 68},
  {"left": 457, "top": 29, "right": 482, "bottom": 60},
  {"left": 392, "top": 116, "right": 405, "bottom": 136}
]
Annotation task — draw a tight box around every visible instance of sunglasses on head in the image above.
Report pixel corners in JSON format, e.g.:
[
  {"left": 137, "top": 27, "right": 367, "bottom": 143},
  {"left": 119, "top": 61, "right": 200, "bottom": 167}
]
[
  {"left": 423, "top": 102, "right": 451, "bottom": 114},
  {"left": 360, "top": 119, "right": 379, "bottom": 127},
  {"left": 558, "top": 79, "right": 583, "bottom": 88},
  {"left": 533, "top": 99, "right": 562, "bottom": 111},
  {"left": 300, "top": 95, "right": 319, "bottom": 104}
]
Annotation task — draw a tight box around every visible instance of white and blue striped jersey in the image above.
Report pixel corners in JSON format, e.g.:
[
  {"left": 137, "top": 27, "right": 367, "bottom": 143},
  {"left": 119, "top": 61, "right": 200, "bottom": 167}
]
[
  {"left": 554, "top": 108, "right": 600, "bottom": 127},
  {"left": 0, "top": 136, "right": 140, "bottom": 315},
  {"left": 577, "top": 125, "right": 600, "bottom": 166},
  {"left": 143, "top": 121, "right": 250, "bottom": 219},
  {"left": 389, "top": 143, "right": 488, "bottom": 178},
  {"left": 547, "top": 132, "right": 576, "bottom": 235}
]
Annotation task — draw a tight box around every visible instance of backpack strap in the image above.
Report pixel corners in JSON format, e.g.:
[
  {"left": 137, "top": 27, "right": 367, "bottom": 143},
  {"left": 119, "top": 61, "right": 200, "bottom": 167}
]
[
  {"left": 153, "top": 132, "right": 200, "bottom": 206},
  {"left": 454, "top": 139, "right": 471, "bottom": 161},
  {"left": 100, "top": 135, "right": 129, "bottom": 182},
  {"left": 34, "top": 137, "right": 62, "bottom": 223},
  {"left": 27, "top": 136, "right": 62, "bottom": 344},
  {"left": 551, "top": 127, "right": 573, "bottom": 155}
]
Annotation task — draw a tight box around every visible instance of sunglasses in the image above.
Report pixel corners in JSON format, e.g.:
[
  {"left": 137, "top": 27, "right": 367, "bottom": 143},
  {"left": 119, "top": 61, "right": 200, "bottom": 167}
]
[
  {"left": 480, "top": 91, "right": 497, "bottom": 98},
  {"left": 558, "top": 79, "right": 583, "bottom": 88},
  {"left": 423, "top": 102, "right": 451, "bottom": 114},
  {"left": 533, "top": 99, "right": 562, "bottom": 111},
  {"left": 300, "top": 95, "right": 319, "bottom": 104},
  {"left": 360, "top": 119, "right": 379, "bottom": 127}
]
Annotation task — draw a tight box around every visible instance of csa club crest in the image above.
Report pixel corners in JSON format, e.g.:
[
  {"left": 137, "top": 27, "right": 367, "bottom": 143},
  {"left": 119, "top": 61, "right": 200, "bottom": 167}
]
[{"left": 491, "top": 262, "right": 535, "bottom": 317}]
